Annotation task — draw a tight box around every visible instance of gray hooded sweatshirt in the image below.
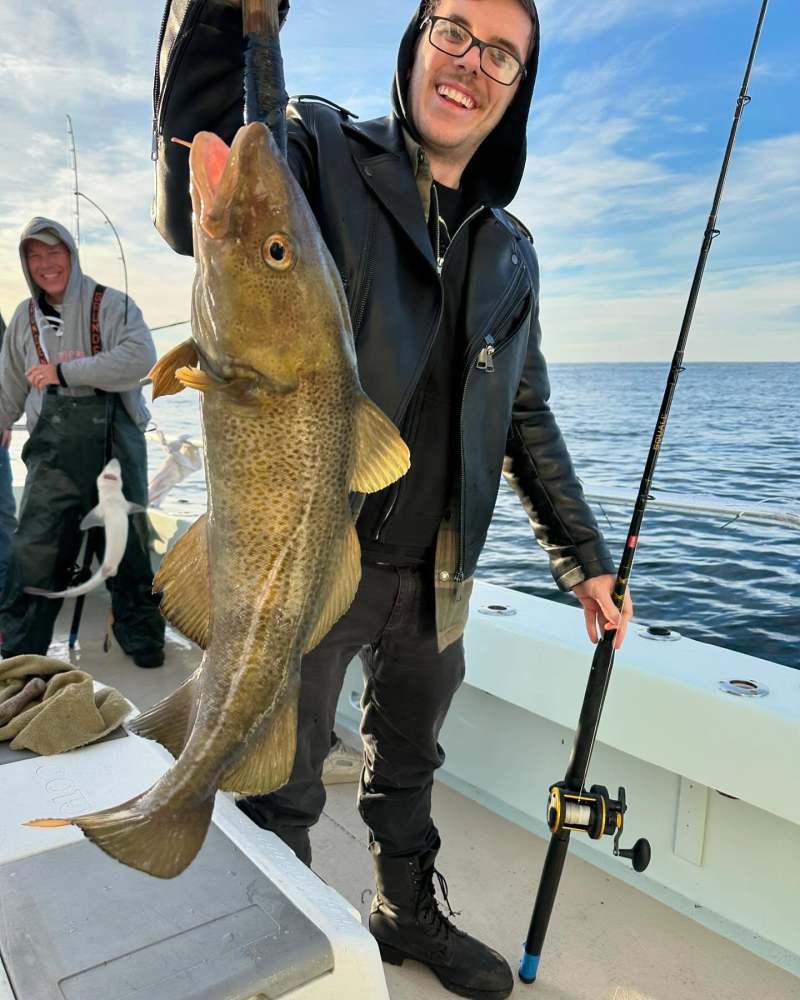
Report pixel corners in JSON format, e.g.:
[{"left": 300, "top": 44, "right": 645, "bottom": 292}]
[{"left": 0, "top": 217, "right": 155, "bottom": 433}]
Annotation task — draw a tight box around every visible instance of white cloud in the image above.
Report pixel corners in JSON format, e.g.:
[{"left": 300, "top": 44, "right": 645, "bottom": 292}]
[
  {"left": 540, "top": 263, "right": 799, "bottom": 363},
  {"left": 0, "top": 0, "right": 795, "bottom": 364},
  {"left": 535, "top": 0, "right": 735, "bottom": 43}
]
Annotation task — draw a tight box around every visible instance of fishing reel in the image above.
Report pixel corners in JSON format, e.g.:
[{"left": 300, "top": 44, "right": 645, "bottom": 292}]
[{"left": 547, "top": 783, "right": 651, "bottom": 872}]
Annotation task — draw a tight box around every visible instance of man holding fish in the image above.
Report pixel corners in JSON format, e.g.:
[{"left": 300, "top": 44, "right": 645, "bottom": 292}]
[
  {"left": 0, "top": 219, "right": 165, "bottom": 669},
  {"left": 148, "top": 0, "right": 634, "bottom": 996}
]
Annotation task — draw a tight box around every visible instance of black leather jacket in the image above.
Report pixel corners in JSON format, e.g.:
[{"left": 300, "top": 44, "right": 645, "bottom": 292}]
[
  {"left": 152, "top": 0, "right": 614, "bottom": 590},
  {"left": 285, "top": 104, "right": 613, "bottom": 586}
]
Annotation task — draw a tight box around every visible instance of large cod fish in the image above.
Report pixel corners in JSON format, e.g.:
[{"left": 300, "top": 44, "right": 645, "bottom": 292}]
[{"left": 27, "top": 121, "right": 409, "bottom": 877}]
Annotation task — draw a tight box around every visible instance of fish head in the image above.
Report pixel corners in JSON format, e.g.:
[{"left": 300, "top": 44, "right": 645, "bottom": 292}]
[
  {"left": 96, "top": 458, "right": 122, "bottom": 497},
  {"left": 189, "top": 122, "right": 352, "bottom": 393},
  {"left": 99, "top": 458, "right": 122, "bottom": 482}
]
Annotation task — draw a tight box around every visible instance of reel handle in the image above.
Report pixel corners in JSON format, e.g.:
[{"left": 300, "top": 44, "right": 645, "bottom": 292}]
[{"left": 616, "top": 837, "right": 651, "bottom": 872}]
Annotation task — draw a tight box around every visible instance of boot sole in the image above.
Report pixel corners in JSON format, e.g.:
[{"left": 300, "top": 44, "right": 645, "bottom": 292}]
[{"left": 376, "top": 942, "right": 512, "bottom": 1000}]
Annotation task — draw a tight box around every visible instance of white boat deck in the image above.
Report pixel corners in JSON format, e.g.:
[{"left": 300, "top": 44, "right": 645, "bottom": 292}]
[{"left": 33, "top": 596, "right": 797, "bottom": 1000}]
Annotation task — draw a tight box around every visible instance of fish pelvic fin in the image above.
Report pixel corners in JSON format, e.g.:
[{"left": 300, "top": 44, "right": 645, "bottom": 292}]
[
  {"left": 154, "top": 514, "right": 210, "bottom": 649},
  {"left": 27, "top": 791, "right": 215, "bottom": 879},
  {"left": 304, "top": 521, "right": 361, "bottom": 653},
  {"left": 176, "top": 366, "right": 219, "bottom": 393},
  {"left": 219, "top": 684, "right": 299, "bottom": 796},
  {"left": 127, "top": 667, "right": 200, "bottom": 756},
  {"left": 149, "top": 339, "right": 199, "bottom": 399},
  {"left": 351, "top": 394, "right": 411, "bottom": 493}
]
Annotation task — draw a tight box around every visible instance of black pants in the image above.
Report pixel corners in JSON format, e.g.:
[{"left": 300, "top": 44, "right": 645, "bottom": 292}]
[
  {"left": 0, "top": 393, "right": 164, "bottom": 659},
  {"left": 238, "top": 562, "right": 465, "bottom": 865}
]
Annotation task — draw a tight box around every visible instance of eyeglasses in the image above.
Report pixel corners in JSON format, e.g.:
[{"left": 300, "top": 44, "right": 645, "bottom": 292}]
[{"left": 422, "top": 16, "right": 526, "bottom": 87}]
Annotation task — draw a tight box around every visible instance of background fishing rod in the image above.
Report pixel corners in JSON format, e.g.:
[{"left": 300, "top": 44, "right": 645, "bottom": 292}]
[{"left": 518, "top": 0, "right": 771, "bottom": 985}]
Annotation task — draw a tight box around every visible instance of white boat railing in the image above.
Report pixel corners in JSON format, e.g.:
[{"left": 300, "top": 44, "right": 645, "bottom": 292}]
[{"left": 582, "top": 485, "right": 800, "bottom": 530}]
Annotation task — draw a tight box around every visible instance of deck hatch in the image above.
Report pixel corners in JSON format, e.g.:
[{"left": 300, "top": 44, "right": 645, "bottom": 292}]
[{"left": 0, "top": 826, "right": 333, "bottom": 999}]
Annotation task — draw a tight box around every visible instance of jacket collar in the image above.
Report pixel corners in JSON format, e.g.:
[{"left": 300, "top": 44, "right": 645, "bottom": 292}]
[
  {"left": 342, "top": 114, "right": 497, "bottom": 271},
  {"left": 342, "top": 114, "right": 437, "bottom": 271}
]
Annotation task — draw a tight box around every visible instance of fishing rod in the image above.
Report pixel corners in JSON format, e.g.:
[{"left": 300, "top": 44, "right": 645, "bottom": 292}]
[
  {"left": 518, "top": 0, "right": 771, "bottom": 984},
  {"left": 242, "top": 0, "right": 289, "bottom": 155},
  {"left": 64, "top": 115, "right": 129, "bottom": 323}
]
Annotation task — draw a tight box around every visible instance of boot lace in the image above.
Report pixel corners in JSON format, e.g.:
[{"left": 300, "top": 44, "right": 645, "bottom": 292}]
[{"left": 416, "top": 866, "right": 465, "bottom": 942}]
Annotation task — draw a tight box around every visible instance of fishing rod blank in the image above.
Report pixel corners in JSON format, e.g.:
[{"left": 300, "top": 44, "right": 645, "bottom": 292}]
[
  {"left": 242, "top": 0, "right": 289, "bottom": 155},
  {"left": 518, "top": 0, "right": 771, "bottom": 984}
]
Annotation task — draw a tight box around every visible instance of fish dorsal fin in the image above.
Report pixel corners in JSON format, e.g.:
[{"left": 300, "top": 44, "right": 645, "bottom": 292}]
[
  {"left": 127, "top": 668, "right": 200, "bottom": 757},
  {"left": 304, "top": 521, "right": 361, "bottom": 654},
  {"left": 154, "top": 515, "right": 210, "bottom": 649},
  {"left": 350, "top": 395, "right": 410, "bottom": 494},
  {"left": 219, "top": 680, "right": 299, "bottom": 795},
  {"left": 149, "top": 339, "right": 199, "bottom": 399}
]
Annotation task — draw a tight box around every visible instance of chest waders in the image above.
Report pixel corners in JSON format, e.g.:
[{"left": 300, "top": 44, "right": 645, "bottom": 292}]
[{"left": 0, "top": 288, "right": 165, "bottom": 663}]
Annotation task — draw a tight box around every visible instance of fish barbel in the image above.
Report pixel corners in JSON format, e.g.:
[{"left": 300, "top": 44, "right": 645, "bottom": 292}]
[{"left": 26, "top": 121, "right": 409, "bottom": 877}]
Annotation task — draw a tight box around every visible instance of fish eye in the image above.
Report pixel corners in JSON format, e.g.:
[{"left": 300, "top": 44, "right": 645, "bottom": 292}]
[{"left": 262, "top": 233, "right": 296, "bottom": 271}]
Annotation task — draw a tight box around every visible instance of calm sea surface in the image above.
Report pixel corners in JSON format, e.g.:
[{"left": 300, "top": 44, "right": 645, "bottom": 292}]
[{"left": 147, "top": 346, "right": 799, "bottom": 670}]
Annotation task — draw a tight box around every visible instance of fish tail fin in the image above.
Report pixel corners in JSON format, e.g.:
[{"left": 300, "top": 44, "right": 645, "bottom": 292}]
[
  {"left": 28, "top": 791, "right": 215, "bottom": 879},
  {"left": 24, "top": 567, "right": 103, "bottom": 600}
]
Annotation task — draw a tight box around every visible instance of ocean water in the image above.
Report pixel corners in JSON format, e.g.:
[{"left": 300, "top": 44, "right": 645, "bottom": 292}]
[{"left": 147, "top": 342, "right": 799, "bottom": 670}]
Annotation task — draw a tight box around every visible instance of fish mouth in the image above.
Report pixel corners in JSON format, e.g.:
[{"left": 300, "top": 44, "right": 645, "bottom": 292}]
[
  {"left": 190, "top": 123, "right": 276, "bottom": 239},
  {"left": 193, "top": 339, "right": 261, "bottom": 385}
]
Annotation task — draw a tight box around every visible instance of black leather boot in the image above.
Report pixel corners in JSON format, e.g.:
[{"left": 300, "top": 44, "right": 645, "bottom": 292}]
[{"left": 369, "top": 844, "right": 513, "bottom": 999}]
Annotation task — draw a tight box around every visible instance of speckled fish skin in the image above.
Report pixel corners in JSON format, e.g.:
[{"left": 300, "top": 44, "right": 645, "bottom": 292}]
[
  {"left": 180, "top": 121, "right": 364, "bottom": 793},
  {"left": 26, "top": 122, "right": 408, "bottom": 879}
]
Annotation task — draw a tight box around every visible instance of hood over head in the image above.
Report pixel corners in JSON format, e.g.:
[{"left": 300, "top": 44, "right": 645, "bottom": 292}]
[
  {"left": 392, "top": 0, "right": 539, "bottom": 208},
  {"left": 19, "top": 217, "right": 83, "bottom": 303}
]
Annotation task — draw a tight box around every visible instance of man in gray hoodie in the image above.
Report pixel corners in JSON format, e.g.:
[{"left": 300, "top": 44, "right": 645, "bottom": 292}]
[
  {"left": 0, "top": 310, "right": 14, "bottom": 596},
  {"left": 0, "top": 217, "right": 165, "bottom": 667}
]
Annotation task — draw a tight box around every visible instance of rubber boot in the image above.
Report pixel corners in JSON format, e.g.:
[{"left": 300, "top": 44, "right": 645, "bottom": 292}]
[{"left": 369, "top": 842, "right": 513, "bottom": 1000}]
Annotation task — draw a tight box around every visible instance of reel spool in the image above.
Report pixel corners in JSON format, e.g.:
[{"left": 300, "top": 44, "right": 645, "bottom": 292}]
[{"left": 547, "top": 783, "right": 651, "bottom": 872}]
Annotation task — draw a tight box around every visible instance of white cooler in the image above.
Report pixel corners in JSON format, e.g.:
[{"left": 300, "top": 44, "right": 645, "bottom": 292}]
[{"left": 0, "top": 722, "right": 389, "bottom": 1000}]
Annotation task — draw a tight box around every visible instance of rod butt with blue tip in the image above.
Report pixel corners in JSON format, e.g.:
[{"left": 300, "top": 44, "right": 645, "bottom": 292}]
[{"left": 519, "top": 951, "right": 540, "bottom": 983}]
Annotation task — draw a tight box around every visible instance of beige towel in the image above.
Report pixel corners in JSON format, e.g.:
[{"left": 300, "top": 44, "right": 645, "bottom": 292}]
[{"left": 0, "top": 655, "right": 130, "bottom": 755}]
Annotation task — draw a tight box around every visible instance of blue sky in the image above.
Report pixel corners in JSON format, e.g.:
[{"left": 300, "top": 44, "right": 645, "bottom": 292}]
[{"left": 0, "top": 0, "right": 797, "bottom": 361}]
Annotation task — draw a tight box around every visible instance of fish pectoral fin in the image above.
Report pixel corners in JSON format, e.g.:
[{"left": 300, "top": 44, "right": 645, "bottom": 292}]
[
  {"left": 153, "top": 514, "right": 210, "bottom": 649},
  {"left": 219, "top": 686, "right": 299, "bottom": 796},
  {"left": 304, "top": 521, "right": 361, "bottom": 653},
  {"left": 351, "top": 394, "right": 411, "bottom": 493},
  {"left": 126, "top": 502, "right": 148, "bottom": 516},
  {"left": 79, "top": 505, "right": 104, "bottom": 530},
  {"left": 176, "top": 366, "right": 220, "bottom": 393},
  {"left": 149, "top": 339, "right": 199, "bottom": 399},
  {"left": 127, "top": 667, "right": 201, "bottom": 756}
]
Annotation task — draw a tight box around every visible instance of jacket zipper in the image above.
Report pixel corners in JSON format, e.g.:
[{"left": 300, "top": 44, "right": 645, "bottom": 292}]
[
  {"left": 151, "top": 0, "right": 202, "bottom": 160},
  {"left": 350, "top": 201, "right": 378, "bottom": 340},
  {"left": 455, "top": 262, "right": 529, "bottom": 583},
  {"left": 476, "top": 335, "right": 496, "bottom": 372},
  {"left": 373, "top": 203, "right": 484, "bottom": 542}
]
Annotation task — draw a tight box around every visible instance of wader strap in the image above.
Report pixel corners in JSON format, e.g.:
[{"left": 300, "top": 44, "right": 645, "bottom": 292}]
[
  {"left": 28, "top": 285, "right": 106, "bottom": 364},
  {"left": 90, "top": 285, "right": 106, "bottom": 356},
  {"left": 27, "top": 301, "right": 48, "bottom": 365}
]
